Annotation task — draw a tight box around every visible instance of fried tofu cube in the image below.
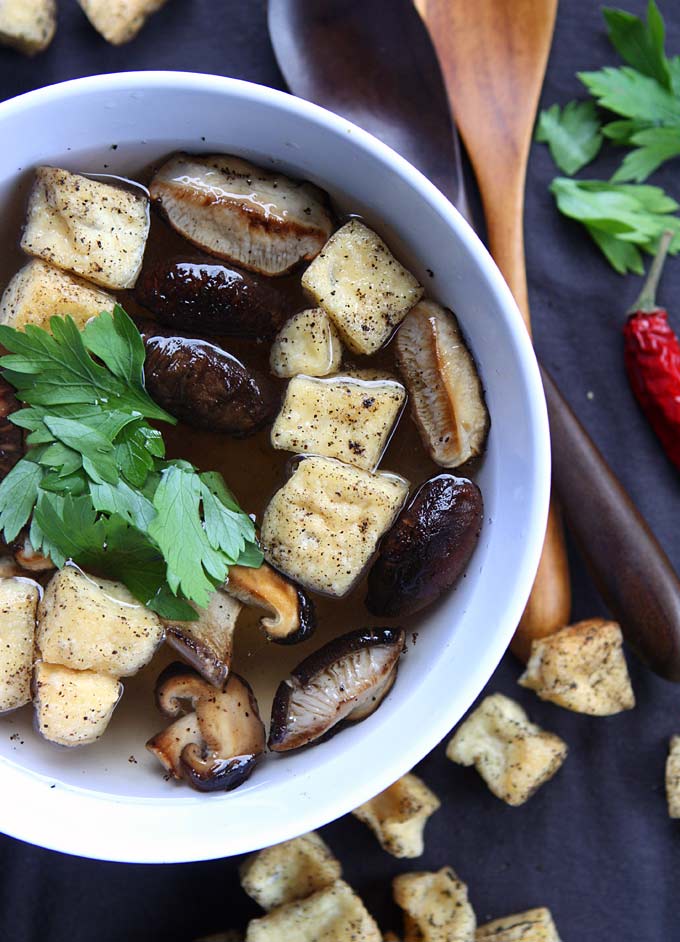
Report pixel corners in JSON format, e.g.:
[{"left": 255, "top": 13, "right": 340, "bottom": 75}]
[
  {"left": 0, "top": 0, "right": 56, "bottom": 55},
  {"left": 393, "top": 867, "right": 476, "bottom": 942},
  {"left": 21, "top": 167, "right": 150, "bottom": 290},
  {"left": 519, "top": 619, "right": 635, "bottom": 716},
  {"left": 475, "top": 908, "right": 561, "bottom": 941},
  {"left": 446, "top": 694, "right": 568, "bottom": 807},
  {"left": 667, "top": 736, "right": 680, "bottom": 819},
  {"left": 261, "top": 456, "right": 409, "bottom": 597},
  {"left": 77, "top": 0, "right": 169, "bottom": 45},
  {"left": 302, "top": 220, "right": 423, "bottom": 355},
  {"left": 352, "top": 772, "right": 440, "bottom": 859},
  {"left": 0, "top": 260, "right": 116, "bottom": 332},
  {"left": 37, "top": 567, "right": 163, "bottom": 677},
  {"left": 245, "top": 879, "right": 381, "bottom": 942},
  {"left": 270, "top": 308, "right": 343, "bottom": 378},
  {"left": 0, "top": 577, "right": 39, "bottom": 713},
  {"left": 240, "top": 831, "right": 342, "bottom": 911},
  {"left": 33, "top": 661, "right": 122, "bottom": 747},
  {"left": 271, "top": 372, "right": 406, "bottom": 471}
]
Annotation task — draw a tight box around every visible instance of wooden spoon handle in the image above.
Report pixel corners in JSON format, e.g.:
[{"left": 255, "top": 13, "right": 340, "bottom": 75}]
[{"left": 542, "top": 366, "right": 680, "bottom": 681}]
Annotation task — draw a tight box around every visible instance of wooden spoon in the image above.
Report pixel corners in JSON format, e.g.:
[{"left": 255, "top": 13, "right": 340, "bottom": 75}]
[{"left": 416, "top": 0, "right": 570, "bottom": 657}]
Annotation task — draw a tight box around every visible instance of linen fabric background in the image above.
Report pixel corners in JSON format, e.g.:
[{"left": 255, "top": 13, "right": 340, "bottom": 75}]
[{"left": 0, "top": 1, "right": 678, "bottom": 939}]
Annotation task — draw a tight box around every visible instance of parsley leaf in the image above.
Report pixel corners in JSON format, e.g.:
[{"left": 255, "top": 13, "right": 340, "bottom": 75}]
[
  {"left": 535, "top": 100, "right": 603, "bottom": 175},
  {"left": 89, "top": 479, "right": 157, "bottom": 531},
  {"left": 603, "top": 1, "right": 672, "bottom": 90},
  {"left": 579, "top": 65, "right": 680, "bottom": 125},
  {"left": 0, "top": 459, "right": 43, "bottom": 542},
  {"left": 549, "top": 177, "right": 680, "bottom": 274},
  {"left": 610, "top": 125, "right": 680, "bottom": 181}
]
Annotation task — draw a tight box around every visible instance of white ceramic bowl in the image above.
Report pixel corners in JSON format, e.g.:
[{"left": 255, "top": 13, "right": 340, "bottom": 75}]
[{"left": 0, "top": 72, "right": 549, "bottom": 863}]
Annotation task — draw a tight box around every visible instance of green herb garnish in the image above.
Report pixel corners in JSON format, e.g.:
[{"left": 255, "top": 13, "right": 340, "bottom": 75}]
[
  {"left": 0, "top": 307, "right": 263, "bottom": 620},
  {"left": 535, "top": 100, "right": 603, "bottom": 176},
  {"left": 535, "top": 1, "right": 680, "bottom": 272}
]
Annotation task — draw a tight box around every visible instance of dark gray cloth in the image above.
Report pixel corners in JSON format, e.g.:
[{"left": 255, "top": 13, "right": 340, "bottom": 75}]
[{"left": 0, "top": 2, "right": 678, "bottom": 940}]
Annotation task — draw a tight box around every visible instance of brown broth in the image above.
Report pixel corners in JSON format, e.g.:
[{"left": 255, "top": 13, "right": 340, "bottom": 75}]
[{"left": 1, "top": 169, "right": 480, "bottom": 723}]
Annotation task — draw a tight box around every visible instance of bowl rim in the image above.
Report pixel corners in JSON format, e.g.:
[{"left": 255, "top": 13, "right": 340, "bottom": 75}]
[{"left": 0, "top": 70, "right": 551, "bottom": 863}]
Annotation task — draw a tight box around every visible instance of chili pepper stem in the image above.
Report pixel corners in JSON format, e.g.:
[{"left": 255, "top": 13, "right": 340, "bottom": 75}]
[{"left": 628, "top": 229, "right": 674, "bottom": 315}]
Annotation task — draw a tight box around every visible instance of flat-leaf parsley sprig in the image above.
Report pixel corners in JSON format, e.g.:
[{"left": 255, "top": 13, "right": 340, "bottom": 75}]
[{"left": 0, "top": 306, "right": 262, "bottom": 620}]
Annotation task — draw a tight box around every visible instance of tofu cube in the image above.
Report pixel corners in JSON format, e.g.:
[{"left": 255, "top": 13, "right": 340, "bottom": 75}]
[
  {"left": 475, "top": 908, "right": 562, "bottom": 941},
  {"left": 0, "top": 0, "right": 56, "bottom": 55},
  {"left": 245, "top": 879, "right": 381, "bottom": 942},
  {"left": 393, "top": 867, "right": 476, "bottom": 942},
  {"left": 77, "top": 0, "right": 169, "bottom": 45},
  {"left": 0, "top": 260, "right": 116, "bottom": 332},
  {"left": 0, "top": 577, "right": 39, "bottom": 713},
  {"left": 21, "top": 167, "right": 150, "bottom": 290},
  {"left": 519, "top": 619, "right": 635, "bottom": 716},
  {"left": 302, "top": 220, "right": 423, "bottom": 355},
  {"left": 352, "top": 772, "right": 440, "bottom": 859},
  {"left": 33, "top": 661, "right": 122, "bottom": 747},
  {"left": 667, "top": 736, "right": 680, "bottom": 819},
  {"left": 37, "top": 567, "right": 163, "bottom": 677},
  {"left": 240, "top": 831, "right": 342, "bottom": 911},
  {"left": 270, "top": 308, "right": 343, "bottom": 378},
  {"left": 446, "top": 694, "right": 568, "bottom": 807},
  {"left": 261, "top": 456, "right": 409, "bottom": 597},
  {"left": 271, "top": 371, "right": 406, "bottom": 471}
]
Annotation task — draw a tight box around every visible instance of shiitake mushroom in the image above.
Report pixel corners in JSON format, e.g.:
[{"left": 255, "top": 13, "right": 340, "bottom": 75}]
[
  {"left": 147, "top": 662, "right": 265, "bottom": 793},
  {"left": 137, "top": 320, "right": 279, "bottom": 436},
  {"left": 135, "top": 258, "right": 293, "bottom": 340},
  {"left": 269, "top": 627, "right": 405, "bottom": 752},
  {"left": 366, "top": 474, "right": 483, "bottom": 618}
]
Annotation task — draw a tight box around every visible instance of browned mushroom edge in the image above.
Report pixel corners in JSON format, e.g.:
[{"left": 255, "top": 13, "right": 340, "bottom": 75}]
[
  {"left": 163, "top": 590, "right": 241, "bottom": 689},
  {"left": 224, "top": 563, "right": 316, "bottom": 645},
  {"left": 268, "top": 627, "right": 405, "bottom": 753},
  {"left": 366, "top": 474, "right": 483, "bottom": 618},
  {"left": 147, "top": 663, "right": 266, "bottom": 792}
]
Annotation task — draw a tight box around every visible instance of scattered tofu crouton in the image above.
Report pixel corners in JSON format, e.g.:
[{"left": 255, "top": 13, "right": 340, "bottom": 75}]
[
  {"left": 270, "top": 308, "right": 343, "bottom": 378},
  {"left": 245, "top": 879, "right": 382, "bottom": 942},
  {"left": 667, "top": 736, "right": 680, "bottom": 819},
  {"left": 393, "top": 867, "right": 476, "bottom": 942},
  {"left": 518, "top": 619, "right": 635, "bottom": 716},
  {"left": 0, "top": 0, "right": 56, "bottom": 55},
  {"left": 261, "top": 456, "right": 409, "bottom": 597},
  {"left": 0, "top": 260, "right": 116, "bottom": 332},
  {"left": 446, "top": 694, "right": 568, "bottom": 807},
  {"left": 37, "top": 567, "right": 163, "bottom": 677},
  {"left": 475, "top": 908, "right": 561, "bottom": 941},
  {"left": 271, "top": 372, "right": 406, "bottom": 471},
  {"left": 21, "top": 167, "right": 150, "bottom": 290},
  {"left": 352, "top": 772, "right": 440, "bottom": 859},
  {"left": 0, "top": 577, "right": 40, "bottom": 713},
  {"left": 302, "top": 220, "right": 423, "bottom": 355},
  {"left": 77, "top": 0, "right": 169, "bottom": 45},
  {"left": 33, "top": 662, "right": 122, "bottom": 747},
  {"left": 240, "top": 831, "right": 342, "bottom": 911}
]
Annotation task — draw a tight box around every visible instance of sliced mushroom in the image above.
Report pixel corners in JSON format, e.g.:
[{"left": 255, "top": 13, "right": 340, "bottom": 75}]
[
  {"left": 269, "top": 627, "right": 405, "bottom": 752},
  {"left": 366, "top": 474, "right": 483, "bottom": 618},
  {"left": 0, "top": 376, "right": 22, "bottom": 480},
  {"left": 164, "top": 589, "right": 242, "bottom": 688},
  {"left": 149, "top": 154, "right": 334, "bottom": 276},
  {"left": 135, "top": 258, "right": 293, "bottom": 340},
  {"left": 137, "top": 320, "right": 279, "bottom": 436},
  {"left": 395, "top": 300, "right": 489, "bottom": 467},
  {"left": 225, "top": 563, "right": 315, "bottom": 645},
  {"left": 147, "top": 663, "right": 265, "bottom": 792}
]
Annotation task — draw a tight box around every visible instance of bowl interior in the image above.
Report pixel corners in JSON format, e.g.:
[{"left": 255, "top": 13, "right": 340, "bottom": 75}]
[{"left": 0, "top": 73, "right": 549, "bottom": 862}]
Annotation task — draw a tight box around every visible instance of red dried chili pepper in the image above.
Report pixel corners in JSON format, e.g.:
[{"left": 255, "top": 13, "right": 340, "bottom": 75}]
[{"left": 623, "top": 230, "right": 680, "bottom": 470}]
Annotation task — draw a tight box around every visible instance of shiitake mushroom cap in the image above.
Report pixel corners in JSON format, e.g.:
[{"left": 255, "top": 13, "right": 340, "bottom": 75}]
[{"left": 365, "top": 474, "right": 483, "bottom": 618}]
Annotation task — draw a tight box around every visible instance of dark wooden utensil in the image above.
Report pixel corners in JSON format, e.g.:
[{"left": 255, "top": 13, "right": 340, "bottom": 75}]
[{"left": 268, "top": 0, "right": 680, "bottom": 680}]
